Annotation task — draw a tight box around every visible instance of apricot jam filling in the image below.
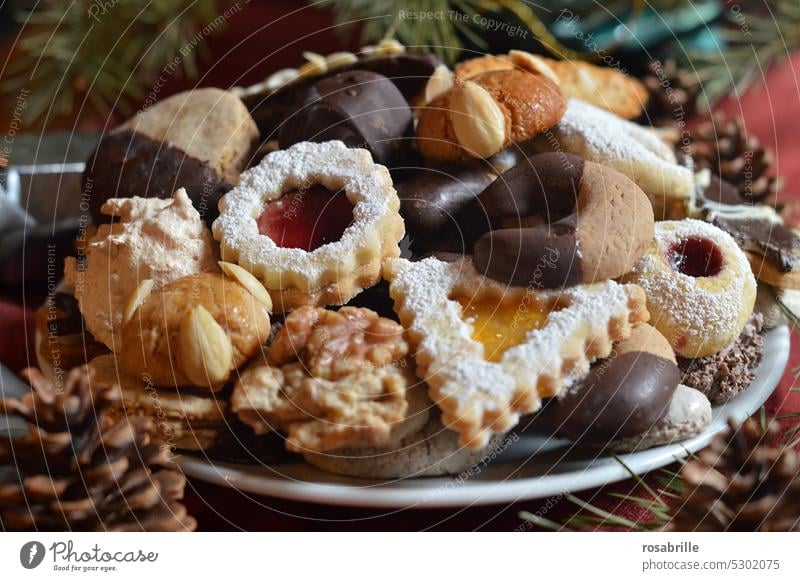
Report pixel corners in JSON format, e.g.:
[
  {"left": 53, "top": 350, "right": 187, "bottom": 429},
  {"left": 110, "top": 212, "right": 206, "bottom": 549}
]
[
  {"left": 256, "top": 184, "right": 354, "bottom": 251},
  {"left": 452, "top": 294, "right": 560, "bottom": 362}
]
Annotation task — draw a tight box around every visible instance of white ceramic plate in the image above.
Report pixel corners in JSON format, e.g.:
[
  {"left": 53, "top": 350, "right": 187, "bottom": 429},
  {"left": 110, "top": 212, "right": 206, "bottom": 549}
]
[{"left": 173, "top": 325, "right": 790, "bottom": 509}]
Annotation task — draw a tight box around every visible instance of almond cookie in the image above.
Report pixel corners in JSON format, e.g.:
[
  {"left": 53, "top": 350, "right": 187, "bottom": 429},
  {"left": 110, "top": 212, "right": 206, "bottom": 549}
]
[
  {"left": 454, "top": 51, "right": 647, "bottom": 119},
  {"left": 623, "top": 219, "right": 756, "bottom": 358},
  {"left": 84, "top": 88, "right": 258, "bottom": 224},
  {"left": 212, "top": 141, "right": 405, "bottom": 312},
  {"left": 231, "top": 306, "right": 429, "bottom": 453},
  {"left": 471, "top": 152, "right": 654, "bottom": 287},
  {"left": 542, "top": 99, "right": 695, "bottom": 218},
  {"left": 385, "top": 256, "right": 649, "bottom": 449},
  {"left": 64, "top": 189, "right": 220, "bottom": 350},
  {"left": 416, "top": 58, "right": 566, "bottom": 161},
  {"left": 120, "top": 269, "right": 272, "bottom": 390}
]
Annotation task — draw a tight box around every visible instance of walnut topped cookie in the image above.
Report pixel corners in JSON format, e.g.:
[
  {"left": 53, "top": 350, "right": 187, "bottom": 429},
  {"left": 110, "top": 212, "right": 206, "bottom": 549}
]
[
  {"left": 385, "top": 256, "right": 649, "bottom": 449},
  {"left": 212, "top": 141, "right": 405, "bottom": 312},
  {"left": 232, "top": 306, "right": 429, "bottom": 453}
]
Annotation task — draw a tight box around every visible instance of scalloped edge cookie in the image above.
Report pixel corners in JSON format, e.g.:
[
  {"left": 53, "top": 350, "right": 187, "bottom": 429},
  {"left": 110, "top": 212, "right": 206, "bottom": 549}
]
[
  {"left": 212, "top": 141, "right": 405, "bottom": 312},
  {"left": 385, "top": 256, "right": 649, "bottom": 449}
]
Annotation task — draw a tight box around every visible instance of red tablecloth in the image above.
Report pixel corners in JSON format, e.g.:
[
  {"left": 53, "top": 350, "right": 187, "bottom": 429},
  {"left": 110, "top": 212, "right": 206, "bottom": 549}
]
[{"left": 2, "top": 20, "right": 799, "bottom": 530}]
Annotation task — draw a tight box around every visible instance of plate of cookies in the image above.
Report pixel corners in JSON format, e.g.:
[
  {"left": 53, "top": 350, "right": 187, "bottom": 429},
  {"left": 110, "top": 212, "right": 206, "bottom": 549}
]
[{"left": 34, "top": 42, "right": 794, "bottom": 508}]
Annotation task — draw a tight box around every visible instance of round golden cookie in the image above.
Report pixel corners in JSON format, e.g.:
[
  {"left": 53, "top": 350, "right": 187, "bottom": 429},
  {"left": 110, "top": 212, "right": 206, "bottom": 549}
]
[
  {"left": 416, "top": 68, "right": 565, "bottom": 161},
  {"left": 623, "top": 220, "right": 756, "bottom": 358},
  {"left": 120, "top": 271, "right": 271, "bottom": 390}
]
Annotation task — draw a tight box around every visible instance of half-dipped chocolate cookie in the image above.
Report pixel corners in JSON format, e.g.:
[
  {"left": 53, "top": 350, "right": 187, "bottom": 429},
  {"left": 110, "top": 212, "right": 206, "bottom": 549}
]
[
  {"left": 395, "top": 162, "right": 496, "bottom": 250},
  {"left": 83, "top": 88, "right": 259, "bottom": 225},
  {"left": 472, "top": 152, "right": 654, "bottom": 288},
  {"left": 279, "top": 70, "right": 413, "bottom": 167},
  {"left": 550, "top": 324, "right": 681, "bottom": 442}
]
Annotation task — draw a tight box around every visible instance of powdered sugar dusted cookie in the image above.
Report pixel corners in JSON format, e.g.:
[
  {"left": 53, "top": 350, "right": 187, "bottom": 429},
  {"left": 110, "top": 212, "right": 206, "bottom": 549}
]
[
  {"left": 385, "top": 256, "right": 649, "bottom": 449},
  {"left": 213, "top": 141, "right": 405, "bottom": 312},
  {"left": 547, "top": 99, "right": 694, "bottom": 218}
]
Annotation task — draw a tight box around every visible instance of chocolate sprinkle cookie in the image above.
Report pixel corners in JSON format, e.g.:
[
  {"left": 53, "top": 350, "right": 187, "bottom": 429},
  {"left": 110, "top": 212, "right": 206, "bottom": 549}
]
[{"left": 678, "top": 313, "right": 765, "bottom": 403}]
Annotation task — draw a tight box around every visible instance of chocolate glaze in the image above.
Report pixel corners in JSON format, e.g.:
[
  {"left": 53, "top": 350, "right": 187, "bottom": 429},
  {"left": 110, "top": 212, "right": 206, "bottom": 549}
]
[
  {"left": 552, "top": 351, "right": 680, "bottom": 442},
  {"left": 713, "top": 216, "right": 800, "bottom": 272},
  {"left": 471, "top": 152, "right": 585, "bottom": 288},
  {"left": 247, "top": 52, "right": 440, "bottom": 138},
  {"left": 702, "top": 175, "right": 743, "bottom": 206},
  {"left": 83, "top": 131, "right": 231, "bottom": 225},
  {"left": 396, "top": 163, "right": 496, "bottom": 248},
  {"left": 279, "top": 70, "right": 413, "bottom": 167}
]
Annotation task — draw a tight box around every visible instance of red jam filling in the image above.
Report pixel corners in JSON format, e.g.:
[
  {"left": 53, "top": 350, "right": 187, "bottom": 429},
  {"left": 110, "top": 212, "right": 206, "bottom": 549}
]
[
  {"left": 256, "top": 185, "right": 354, "bottom": 251},
  {"left": 668, "top": 237, "right": 723, "bottom": 277}
]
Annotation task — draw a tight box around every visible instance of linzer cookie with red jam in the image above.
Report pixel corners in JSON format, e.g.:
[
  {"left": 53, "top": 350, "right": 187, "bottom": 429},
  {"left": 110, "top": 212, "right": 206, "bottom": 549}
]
[
  {"left": 212, "top": 140, "right": 405, "bottom": 312},
  {"left": 385, "top": 256, "right": 648, "bottom": 449},
  {"left": 623, "top": 219, "right": 756, "bottom": 358}
]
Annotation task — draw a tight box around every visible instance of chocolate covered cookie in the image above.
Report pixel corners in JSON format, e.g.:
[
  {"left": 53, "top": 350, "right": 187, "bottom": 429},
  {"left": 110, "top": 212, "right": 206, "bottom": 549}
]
[
  {"left": 279, "top": 70, "right": 413, "bottom": 167},
  {"left": 472, "top": 152, "right": 654, "bottom": 288},
  {"left": 83, "top": 88, "right": 258, "bottom": 224}
]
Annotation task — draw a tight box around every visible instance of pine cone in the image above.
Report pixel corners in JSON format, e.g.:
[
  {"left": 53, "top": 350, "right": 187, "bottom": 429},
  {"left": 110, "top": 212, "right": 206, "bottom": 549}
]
[
  {"left": 641, "top": 58, "right": 701, "bottom": 127},
  {"left": 670, "top": 418, "right": 800, "bottom": 531},
  {"left": 689, "top": 113, "right": 781, "bottom": 204},
  {"left": 0, "top": 365, "right": 196, "bottom": 531}
]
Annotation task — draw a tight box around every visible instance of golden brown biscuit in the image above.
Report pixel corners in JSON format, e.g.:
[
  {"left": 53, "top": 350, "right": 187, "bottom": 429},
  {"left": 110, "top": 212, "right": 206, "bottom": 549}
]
[
  {"left": 120, "top": 270, "right": 271, "bottom": 390},
  {"left": 416, "top": 67, "right": 565, "bottom": 161},
  {"left": 455, "top": 52, "right": 648, "bottom": 119}
]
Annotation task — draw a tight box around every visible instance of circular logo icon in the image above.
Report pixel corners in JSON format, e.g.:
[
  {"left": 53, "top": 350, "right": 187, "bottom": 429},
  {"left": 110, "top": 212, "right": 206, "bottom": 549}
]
[{"left": 19, "top": 541, "right": 45, "bottom": 569}]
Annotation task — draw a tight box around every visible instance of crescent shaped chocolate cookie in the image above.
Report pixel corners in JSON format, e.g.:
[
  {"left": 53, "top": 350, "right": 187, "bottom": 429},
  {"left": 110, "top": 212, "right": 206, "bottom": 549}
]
[
  {"left": 549, "top": 324, "right": 681, "bottom": 442},
  {"left": 472, "top": 152, "right": 654, "bottom": 288}
]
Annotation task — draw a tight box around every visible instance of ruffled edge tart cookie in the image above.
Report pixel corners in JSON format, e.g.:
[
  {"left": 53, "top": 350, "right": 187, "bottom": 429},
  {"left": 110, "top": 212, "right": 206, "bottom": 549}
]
[
  {"left": 385, "top": 256, "right": 649, "bottom": 448},
  {"left": 213, "top": 140, "right": 405, "bottom": 312},
  {"left": 623, "top": 219, "right": 756, "bottom": 359}
]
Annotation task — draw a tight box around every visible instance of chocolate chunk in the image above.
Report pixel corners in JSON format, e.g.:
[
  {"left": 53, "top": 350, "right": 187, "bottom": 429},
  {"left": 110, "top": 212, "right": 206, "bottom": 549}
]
[
  {"left": 552, "top": 351, "right": 680, "bottom": 442},
  {"left": 83, "top": 131, "right": 231, "bottom": 225},
  {"left": 679, "top": 313, "right": 764, "bottom": 403},
  {"left": 279, "top": 70, "right": 413, "bottom": 167},
  {"left": 476, "top": 152, "right": 584, "bottom": 221},
  {"left": 245, "top": 52, "right": 440, "bottom": 138},
  {"left": 396, "top": 163, "right": 496, "bottom": 246},
  {"left": 702, "top": 175, "right": 744, "bottom": 206},
  {"left": 473, "top": 217, "right": 582, "bottom": 288},
  {"left": 713, "top": 216, "right": 800, "bottom": 272}
]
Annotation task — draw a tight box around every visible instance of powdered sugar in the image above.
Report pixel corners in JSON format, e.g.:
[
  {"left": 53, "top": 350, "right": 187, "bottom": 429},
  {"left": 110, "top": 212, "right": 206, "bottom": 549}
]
[
  {"left": 552, "top": 99, "right": 694, "bottom": 203},
  {"left": 212, "top": 141, "right": 401, "bottom": 289},
  {"left": 626, "top": 219, "right": 755, "bottom": 356},
  {"left": 386, "top": 256, "right": 645, "bottom": 443}
]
